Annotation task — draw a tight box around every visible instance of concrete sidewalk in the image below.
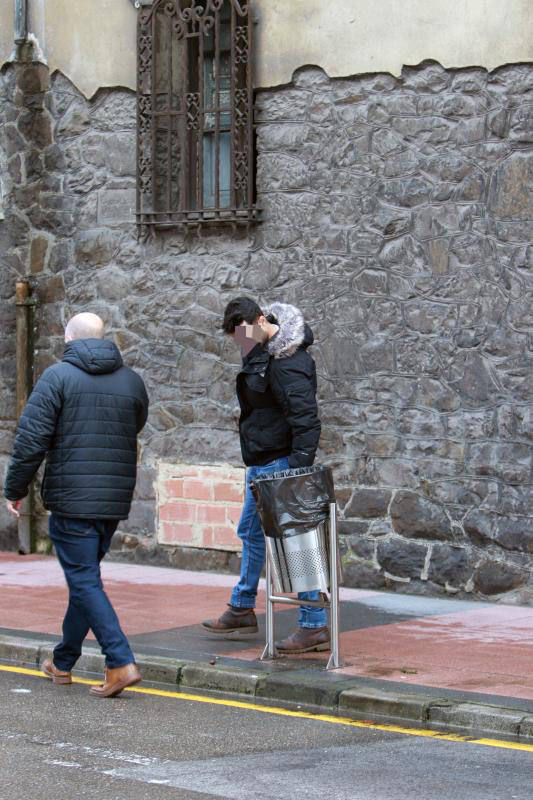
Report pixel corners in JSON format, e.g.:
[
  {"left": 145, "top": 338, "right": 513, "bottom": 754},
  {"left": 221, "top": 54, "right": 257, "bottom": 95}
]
[{"left": 1, "top": 551, "right": 533, "bottom": 741}]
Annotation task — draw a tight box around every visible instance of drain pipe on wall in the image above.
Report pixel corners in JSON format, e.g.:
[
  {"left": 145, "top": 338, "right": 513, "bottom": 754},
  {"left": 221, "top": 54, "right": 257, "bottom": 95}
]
[
  {"left": 13, "top": 0, "right": 28, "bottom": 60},
  {"left": 15, "top": 281, "right": 34, "bottom": 554}
]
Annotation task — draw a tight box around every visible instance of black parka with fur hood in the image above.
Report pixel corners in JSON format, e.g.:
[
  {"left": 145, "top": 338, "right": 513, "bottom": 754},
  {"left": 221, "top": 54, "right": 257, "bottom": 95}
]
[{"left": 236, "top": 302, "right": 321, "bottom": 468}]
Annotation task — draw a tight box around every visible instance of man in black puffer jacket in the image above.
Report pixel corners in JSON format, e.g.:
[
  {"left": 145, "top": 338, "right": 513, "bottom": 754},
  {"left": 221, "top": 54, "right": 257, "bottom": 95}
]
[
  {"left": 4, "top": 312, "right": 148, "bottom": 698},
  {"left": 203, "top": 297, "right": 330, "bottom": 654}
]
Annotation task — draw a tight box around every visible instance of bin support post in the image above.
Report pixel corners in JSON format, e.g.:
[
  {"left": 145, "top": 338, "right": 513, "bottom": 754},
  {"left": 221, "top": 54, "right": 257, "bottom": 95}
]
[
  {"left": 326, "top": 501, "right": 342, "bottom": 670},
  {"left": 261, "top": 554, "right": 277, "bottom": 660}
]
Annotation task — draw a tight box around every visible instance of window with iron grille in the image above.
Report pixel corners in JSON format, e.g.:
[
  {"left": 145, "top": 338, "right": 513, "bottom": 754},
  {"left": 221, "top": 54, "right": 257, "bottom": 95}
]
[{"left": 136, "top": 0, "right": 257, "bottom": 231}]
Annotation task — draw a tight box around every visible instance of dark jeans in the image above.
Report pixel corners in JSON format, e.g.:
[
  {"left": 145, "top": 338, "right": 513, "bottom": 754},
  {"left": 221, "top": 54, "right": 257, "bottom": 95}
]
[{"left": 49, "top": 514, "right": 135, "bottom": 671}]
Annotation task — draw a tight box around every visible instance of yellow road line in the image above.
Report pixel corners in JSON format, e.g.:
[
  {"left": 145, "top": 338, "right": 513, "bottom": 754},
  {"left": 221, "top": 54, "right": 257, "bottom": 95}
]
[{"left": 1, "top": 663, "right": 532, "bottom": 753}]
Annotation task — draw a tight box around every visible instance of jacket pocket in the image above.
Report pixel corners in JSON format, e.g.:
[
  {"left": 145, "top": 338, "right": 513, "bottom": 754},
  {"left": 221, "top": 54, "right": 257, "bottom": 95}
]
[{"left": 242, "top": 409, "right": 291, "bottom": 454}]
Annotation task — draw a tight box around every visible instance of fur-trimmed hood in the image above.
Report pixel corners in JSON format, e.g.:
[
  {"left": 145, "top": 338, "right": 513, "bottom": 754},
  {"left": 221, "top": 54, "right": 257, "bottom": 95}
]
[{"left": 263, "top": 302, "right": 314, "bottom": 359}]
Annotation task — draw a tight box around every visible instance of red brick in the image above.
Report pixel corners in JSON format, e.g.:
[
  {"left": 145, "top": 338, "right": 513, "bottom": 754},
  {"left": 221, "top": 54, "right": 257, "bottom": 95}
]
[
  {"left": 159, "top": 502, "right": 196, "bottom": 522},
  {"left": 164, "top": 479, "right": 184, "bottom": 497},
  {"left": 171, "top": 466, "right": 203, "bottom": 478},
  {"left": 212, "top": 525, "right": 240, "bottom": 548},
  {"left": 213, "top": 483, "right": 244, "bottom": 503},
  {"left": 197, "top": 504, "right": 227, "bottom": 524},
  {"left": 200, "top": 467, "right": 234, "bottom": 480},
  {"left": 161, "top": 522, "right": 195, "bottom": 544},
  {"left": 183, "top": 479, "right": 213, "bottom": 501},
  {"left": 226, "top": 506, "right": 242, "bottom": 526},
  {"left": 199, "top": 526, "right": 214, "bottom": 547}
]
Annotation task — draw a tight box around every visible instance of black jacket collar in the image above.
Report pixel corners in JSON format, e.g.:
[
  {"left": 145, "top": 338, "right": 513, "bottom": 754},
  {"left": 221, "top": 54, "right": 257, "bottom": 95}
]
[{"left": 240, "top": 342, "right": 270, "bottom": 375}]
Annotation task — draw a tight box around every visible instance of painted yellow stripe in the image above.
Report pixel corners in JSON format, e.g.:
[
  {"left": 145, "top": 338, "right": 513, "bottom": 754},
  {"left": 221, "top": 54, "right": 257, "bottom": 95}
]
[{"left": 1, "top": 663, "right": 532, "bottom": 753}]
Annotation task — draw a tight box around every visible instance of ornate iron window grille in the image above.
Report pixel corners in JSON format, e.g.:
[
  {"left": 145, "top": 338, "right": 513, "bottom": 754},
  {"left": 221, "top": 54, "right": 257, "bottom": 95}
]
[{"left": 136, "top": 0, "right": 258, "bottom": 231}]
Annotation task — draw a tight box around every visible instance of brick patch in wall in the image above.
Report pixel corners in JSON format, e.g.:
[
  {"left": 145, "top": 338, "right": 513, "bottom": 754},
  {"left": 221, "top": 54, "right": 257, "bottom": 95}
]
[{"left": 157, "top": 463, "right": 245, "bottom": 551}]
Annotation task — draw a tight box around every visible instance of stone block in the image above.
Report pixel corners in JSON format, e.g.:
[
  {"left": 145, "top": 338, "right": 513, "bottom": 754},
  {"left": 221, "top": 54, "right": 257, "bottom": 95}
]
[
  {"left": 180, "top": 664, "right": 261, "bottom": 696},
  {"left": 135, "top": 466, "right": 156, "bottom": 500},
  {"left": 97, "top": 188, "right": 136, "bottom": 225},
  {"left": 37, "top": 274, "right": 65, "bottom": 304},
  {"left": 17, "top": 64, "right": 50, "bottom": 95},
  {"left": 341, "top": 560, "right": 386, "bottom": 589},
  {"left": 0, "top": 635, "right": 41, "bottom": 668},
  {"left": 339, "top": 686, "right": 430, "bottom": 722},
  {"left": 377, "top": 537, "right": 427, "bottom": 579},
  {"left": 91, "top": 90, "right": 137, "bottom": 131},
  {"left": 427, "top": 702, "right": 523, "bottom": 738},
  {"left": 30, "top": 235, "right": 50, "bottom": 273},
  {"left": 257, "top": 153, "right": 309, "bottom": 190},
  {"left": 135, "top": 655, "right": 184, "bottom": 685},
  {"left": 519, "top": 717, "right": 533, "bottom": 741},
  {"left": 169, "top": 545, "right": 232, "bottom": 573},
  {"left": 125, "top": 499, "right": 156, "bottom": 535},
  {"left": 105, "top": 132, "right": 136, "bottom": 176},
  {"left": 344, "top": 488, "right": 392, "bottom": 519},
  {"left": 3, "top": 123, "right": 26, "bottom": 157},
  {"left": 488, "top": 151, "right": 533, "bottom": 220},
  {"left": 347, "top": 536, "right": 375, "bottom": 560},
  {"left": 379, "top": 176, "right": 432, "bottom": 207},
  {"left": 467, "top": 442, "right": 531, "bottom": 484},
  {"left": 509, "top": 105, "right": 533, "bottom": 144},
  {"left": 95, "top": 266, "right": 130, "bottom": 301},
  {"left": 17, "top": 109, "right": 53, "bottom": 149},
  {"left": 415, "top": 378, "right": 460, "bottom": 412},
  {"left": 378, "top": 234, "right": 428, "bottom": 273},
  {"left": 56, "top": 99, "right": 90, "bottom": 137},
  {"left": 74, "top": 228, "right": 120, "bottom": 267},
  {"left": 473, "top": 560, "right": 527, "bottom": 595},
  {"left": 428, "top": 544, "right": 471, "bottom": 588},
  {"left": 391, "top": 491, "right": 453, "bottom": 541},
  {"left": 256, "top": 672, "right": 355, "bottom": 710},
  {"left": 464, "top": 508, "right": 533, "bottom": 553}
]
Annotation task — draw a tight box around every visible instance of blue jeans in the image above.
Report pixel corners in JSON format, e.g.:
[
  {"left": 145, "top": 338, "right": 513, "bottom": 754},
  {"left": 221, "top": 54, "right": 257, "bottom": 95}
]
[
  {"left": 49, "top": 514, "right": 135, "bottom": 671},
  {"left": 230, "top": 457, "right": 327, "bottom": 629}
]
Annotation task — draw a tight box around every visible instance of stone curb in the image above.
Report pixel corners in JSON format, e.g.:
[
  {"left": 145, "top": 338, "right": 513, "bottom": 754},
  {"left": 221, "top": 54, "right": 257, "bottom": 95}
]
[{"left": 1, "top": 634, "right": 532, "bottom": 743}]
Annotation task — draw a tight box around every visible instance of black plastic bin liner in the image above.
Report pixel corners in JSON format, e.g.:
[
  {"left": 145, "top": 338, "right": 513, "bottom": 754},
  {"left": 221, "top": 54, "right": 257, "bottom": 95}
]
[{"left": 251, "top": 465, "right": 335, "bottom": 539}]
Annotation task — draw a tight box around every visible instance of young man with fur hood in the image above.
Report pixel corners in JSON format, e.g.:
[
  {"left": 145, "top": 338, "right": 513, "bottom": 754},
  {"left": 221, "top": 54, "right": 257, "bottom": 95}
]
[{"left": 202, "top": 297, "right": 329, "bottom": 652}]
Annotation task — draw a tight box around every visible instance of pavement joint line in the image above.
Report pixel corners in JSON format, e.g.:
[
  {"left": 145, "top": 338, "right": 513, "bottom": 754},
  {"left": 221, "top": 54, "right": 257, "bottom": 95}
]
[{"left": 2, "top": 664, "right": 533, "bottom": 753}]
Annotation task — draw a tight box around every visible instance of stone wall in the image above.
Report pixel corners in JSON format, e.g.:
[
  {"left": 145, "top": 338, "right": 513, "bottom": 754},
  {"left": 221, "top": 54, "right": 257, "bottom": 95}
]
[{"left": 1, "top": 58, "right": 533, "bottom": 600}]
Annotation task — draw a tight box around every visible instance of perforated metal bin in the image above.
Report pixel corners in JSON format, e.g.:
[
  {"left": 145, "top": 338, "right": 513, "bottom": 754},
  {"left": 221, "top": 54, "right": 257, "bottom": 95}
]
[
  {"left": 251, "top": 465, "right": 337, "bottom": 594},
  {"left": 264, "top": 519, "right": 330, "bottom": 593}
]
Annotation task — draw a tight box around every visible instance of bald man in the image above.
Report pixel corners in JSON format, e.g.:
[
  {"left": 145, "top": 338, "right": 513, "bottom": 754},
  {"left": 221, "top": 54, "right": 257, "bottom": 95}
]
[{"left": 4, "top": 313, "right": 149, "bottom": 698}]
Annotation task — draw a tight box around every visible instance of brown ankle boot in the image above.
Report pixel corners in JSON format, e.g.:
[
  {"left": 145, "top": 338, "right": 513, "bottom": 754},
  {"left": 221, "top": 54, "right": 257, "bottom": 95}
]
[
  {"left": 202, "top": 605, "right": 258, "bottom": 639},
  {"left": 275, "top": 626, "right": 331, "bottom": 654},
  {"left": 89, "top": 663, "right": 141, "bottom": 698},
  {"left": 42, "top": 658, "right": 72, "bottom": 685}
]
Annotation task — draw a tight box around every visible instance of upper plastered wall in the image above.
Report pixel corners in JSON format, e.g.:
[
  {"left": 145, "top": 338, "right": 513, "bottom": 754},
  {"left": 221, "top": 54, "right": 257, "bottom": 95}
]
[{"left": 1, "top": 0, "right": 532, "bottom": 97}]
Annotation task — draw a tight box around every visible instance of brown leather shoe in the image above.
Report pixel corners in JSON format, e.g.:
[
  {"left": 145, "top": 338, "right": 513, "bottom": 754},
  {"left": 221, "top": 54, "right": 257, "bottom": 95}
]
[
  {"left": 202, "top": 605, "right": 258, "bottom": 639},
  {"left": 89, "top": 663, "right": 141, "bottom": 698},
  {"left": 275, "top": 626, "right": 331, "bottom": 654},
  {"left": 42, "top": 658, "right": 72, "bottom": 685}
]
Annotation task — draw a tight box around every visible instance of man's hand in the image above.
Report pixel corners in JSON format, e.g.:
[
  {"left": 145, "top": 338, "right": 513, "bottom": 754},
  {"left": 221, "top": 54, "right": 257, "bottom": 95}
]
[{"left": 6, "top": 499, "right": 21, "bottom": 517}]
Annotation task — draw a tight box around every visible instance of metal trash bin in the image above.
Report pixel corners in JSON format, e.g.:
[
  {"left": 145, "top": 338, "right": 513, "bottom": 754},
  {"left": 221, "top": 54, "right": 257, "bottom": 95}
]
[{"left": 251, "top": 465, "right": 336, "bottom": 594}]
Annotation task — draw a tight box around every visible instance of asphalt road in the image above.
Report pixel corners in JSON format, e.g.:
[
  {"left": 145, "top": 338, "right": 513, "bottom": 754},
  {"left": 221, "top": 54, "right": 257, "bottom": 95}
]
[{"left": 0, "top": 667, "right": 531, "bottom": 800}]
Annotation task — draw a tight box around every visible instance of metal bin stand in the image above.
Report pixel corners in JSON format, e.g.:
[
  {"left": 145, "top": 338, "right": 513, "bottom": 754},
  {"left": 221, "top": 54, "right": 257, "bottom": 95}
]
[{"left": 261, "top": 501, "right": 344, "bottom": 671}]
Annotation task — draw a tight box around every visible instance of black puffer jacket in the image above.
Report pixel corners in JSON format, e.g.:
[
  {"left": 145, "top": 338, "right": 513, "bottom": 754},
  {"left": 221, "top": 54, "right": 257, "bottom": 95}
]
[
  {"left": 4, "top": 339, "right": 149, "bottom": 520},
  {"left": 237, "top": 302, "right": 321, "bottom": 468}
]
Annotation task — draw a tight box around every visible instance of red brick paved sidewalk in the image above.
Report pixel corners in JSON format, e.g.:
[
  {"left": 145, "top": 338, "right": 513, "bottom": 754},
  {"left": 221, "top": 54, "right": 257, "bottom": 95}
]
[{"left": 1, "top": 552, "right": 532, "bottom": 703}]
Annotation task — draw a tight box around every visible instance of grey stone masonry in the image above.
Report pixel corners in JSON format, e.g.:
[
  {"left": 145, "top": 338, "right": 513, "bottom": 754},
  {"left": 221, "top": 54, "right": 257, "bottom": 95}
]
[{"left": 1, "top": 58, "right": 533, "bottom": 600}]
